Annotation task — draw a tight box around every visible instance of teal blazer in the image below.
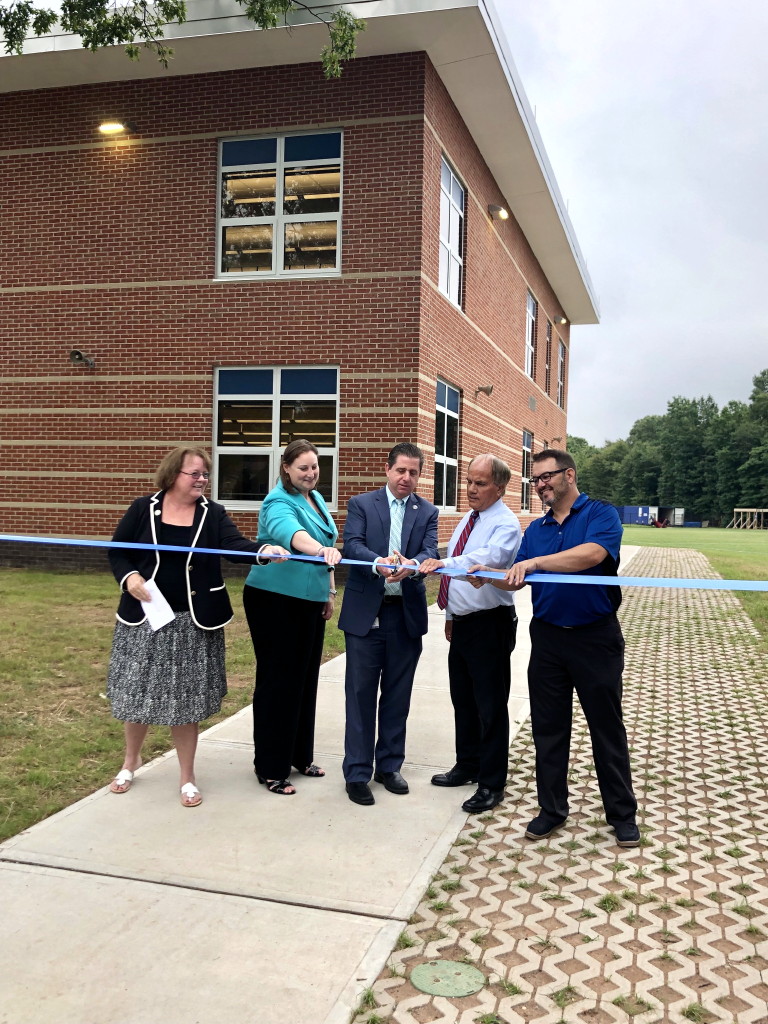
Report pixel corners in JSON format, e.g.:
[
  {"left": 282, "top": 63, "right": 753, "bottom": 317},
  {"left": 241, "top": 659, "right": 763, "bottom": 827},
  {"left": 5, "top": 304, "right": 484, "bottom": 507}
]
[{"left": 244, "top": 481, "right": 338, "bottom": 602}]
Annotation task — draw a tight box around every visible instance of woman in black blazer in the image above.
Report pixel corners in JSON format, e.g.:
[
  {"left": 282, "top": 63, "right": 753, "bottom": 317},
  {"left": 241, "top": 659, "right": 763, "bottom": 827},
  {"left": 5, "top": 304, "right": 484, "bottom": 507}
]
[{"left": 106, "top": 446, "right": 285, "bottom": 807}]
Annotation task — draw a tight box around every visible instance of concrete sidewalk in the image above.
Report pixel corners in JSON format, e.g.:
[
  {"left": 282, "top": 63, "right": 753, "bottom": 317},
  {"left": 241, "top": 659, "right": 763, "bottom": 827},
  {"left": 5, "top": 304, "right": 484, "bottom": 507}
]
[{"left": 1, "top": 577, "right": 539, "bottom": 1024}]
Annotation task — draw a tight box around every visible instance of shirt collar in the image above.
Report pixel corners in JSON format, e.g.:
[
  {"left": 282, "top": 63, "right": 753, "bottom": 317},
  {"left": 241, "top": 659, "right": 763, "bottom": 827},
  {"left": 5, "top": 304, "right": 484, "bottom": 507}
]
[
  {"left": 543, "top": 490, "right": 589, "bottom": 523},
  {"left": 385, "top": 486, "right": 404, "bottom": 506}
]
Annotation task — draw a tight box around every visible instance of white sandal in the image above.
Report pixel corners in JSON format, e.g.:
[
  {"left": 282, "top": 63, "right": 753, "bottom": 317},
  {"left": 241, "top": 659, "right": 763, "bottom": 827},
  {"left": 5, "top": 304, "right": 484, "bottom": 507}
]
[
  {"left": 109, "top": 768, "right": 134, "bottom": 794},
  {"left": 180, "top": 783, "right": 202, "bottom": 808}
]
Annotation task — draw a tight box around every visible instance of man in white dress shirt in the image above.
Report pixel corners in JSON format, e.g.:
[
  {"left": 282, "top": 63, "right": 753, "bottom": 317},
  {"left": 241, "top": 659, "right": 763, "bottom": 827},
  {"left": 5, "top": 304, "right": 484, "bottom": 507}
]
[{"left": 421, "top": 454, "right": 521, "bottom": 812}]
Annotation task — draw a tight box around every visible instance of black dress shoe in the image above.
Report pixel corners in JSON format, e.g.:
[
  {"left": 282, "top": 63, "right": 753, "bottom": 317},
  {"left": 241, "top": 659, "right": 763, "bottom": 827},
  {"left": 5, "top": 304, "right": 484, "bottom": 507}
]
[
  {"left": 431, "top": 765, "right": 478, "bottom": 788},
  {"left": 461, "top": 787, "right": 504, "bottom": 813},
  {"left": 525, "top": 814, "right": 567, "bottom": 840},
  {"left": 373, "top": 770, "right": 409, "bottom": 794},
  {"left": 346, "top": 782, "right": 375, "bottom": 805}
]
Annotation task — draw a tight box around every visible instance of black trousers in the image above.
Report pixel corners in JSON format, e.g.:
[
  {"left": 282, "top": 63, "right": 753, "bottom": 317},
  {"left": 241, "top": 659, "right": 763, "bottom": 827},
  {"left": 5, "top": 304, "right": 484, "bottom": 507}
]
[
  {"left": 243, "top": 586, "right": 326, "bottom": 780},
  {"left": 528, "top": 614, "right": 637, "bottom": 824},
  {"left": 448, "top": 605, "right": 517, "bottom": 791}
]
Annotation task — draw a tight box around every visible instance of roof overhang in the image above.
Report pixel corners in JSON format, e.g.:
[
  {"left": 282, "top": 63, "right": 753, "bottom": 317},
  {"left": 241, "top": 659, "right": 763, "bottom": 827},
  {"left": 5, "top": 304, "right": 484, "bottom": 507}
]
[{"left": 0, "top": 0, "right": 599, "bottom": 323}]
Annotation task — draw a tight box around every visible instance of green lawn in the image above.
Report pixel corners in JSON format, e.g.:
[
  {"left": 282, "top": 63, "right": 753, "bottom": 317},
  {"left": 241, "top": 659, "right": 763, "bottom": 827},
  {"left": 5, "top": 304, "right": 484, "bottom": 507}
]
[
  {"left": 0, "top": 568, "right": 440, "bottom": 842},
  {"left": 621, "top": 525, "right": 768, "bottom": 650}
]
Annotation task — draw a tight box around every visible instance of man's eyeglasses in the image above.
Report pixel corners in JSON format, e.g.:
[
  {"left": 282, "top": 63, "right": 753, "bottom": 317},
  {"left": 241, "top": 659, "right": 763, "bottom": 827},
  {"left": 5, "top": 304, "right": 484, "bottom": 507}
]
[
  {"left": 179, "top": 470, "right": 210, "bottom": 480},
  {"left": 530, "top": 468, "right": 568, "bottom": 486}
]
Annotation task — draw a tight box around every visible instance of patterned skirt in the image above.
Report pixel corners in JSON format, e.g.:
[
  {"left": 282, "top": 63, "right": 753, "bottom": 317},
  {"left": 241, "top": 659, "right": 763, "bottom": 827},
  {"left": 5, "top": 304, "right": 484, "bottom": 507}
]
[{"left": 107, "top": 612, "right": 227, "bottom": 726}]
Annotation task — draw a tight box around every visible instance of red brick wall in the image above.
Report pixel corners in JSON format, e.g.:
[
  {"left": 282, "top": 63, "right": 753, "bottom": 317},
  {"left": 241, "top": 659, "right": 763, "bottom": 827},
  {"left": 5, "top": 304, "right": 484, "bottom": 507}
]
[{"left": 0, "top": 50, "right": 572, "bottom": 560}]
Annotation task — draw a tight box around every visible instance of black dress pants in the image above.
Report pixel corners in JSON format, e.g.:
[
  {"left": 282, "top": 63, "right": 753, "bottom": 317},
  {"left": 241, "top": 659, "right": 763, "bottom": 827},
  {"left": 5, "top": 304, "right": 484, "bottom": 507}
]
[
  {"left": 243, "top": 586, "right": 326, "bottom": 780},
  {"left": 528, "top": 614, "right": 637, "bottom": 824},
  {"left": 448, "top": 605, "right": 517, "bottom": 792}
]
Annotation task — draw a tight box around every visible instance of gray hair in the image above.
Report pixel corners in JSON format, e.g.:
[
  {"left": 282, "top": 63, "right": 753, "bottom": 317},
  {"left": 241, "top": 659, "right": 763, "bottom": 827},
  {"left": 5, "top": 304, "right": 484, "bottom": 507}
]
[{"left": 468, "top": 453, "right": 511, "bottom": 490}]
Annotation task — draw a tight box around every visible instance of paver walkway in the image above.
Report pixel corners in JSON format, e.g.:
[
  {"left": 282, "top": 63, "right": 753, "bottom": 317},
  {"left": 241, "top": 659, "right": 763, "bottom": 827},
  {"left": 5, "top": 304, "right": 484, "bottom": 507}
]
[{"left": 352, "top": 547, "right": 768, "bottom": 1024}]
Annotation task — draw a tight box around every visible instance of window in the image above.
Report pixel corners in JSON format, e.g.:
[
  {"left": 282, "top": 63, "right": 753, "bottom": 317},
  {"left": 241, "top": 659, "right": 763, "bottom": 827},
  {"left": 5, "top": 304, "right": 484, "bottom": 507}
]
[
  {"left": 218, "top": 132, "right": 342, "bottom": 277},
  {"left": 557, "top": 340, "right": 567, "bottom": 409},
  {"left": 544, "top": 320, "right": 552, "bottom": 396},
  {"left": 214, "top": 367, "right": 339, "bottom": 508},
  {"left": 525, "top": 292, "right": 537, "bottom": 379},
  {"left": 439, "top": 158, "right": 464, "bottom": 307},
  {"left": 434, "top": 380, "right": 460, "bottom": 507},
  {"left": 521, "top": 430, "right": 533, "bottom": 511}
]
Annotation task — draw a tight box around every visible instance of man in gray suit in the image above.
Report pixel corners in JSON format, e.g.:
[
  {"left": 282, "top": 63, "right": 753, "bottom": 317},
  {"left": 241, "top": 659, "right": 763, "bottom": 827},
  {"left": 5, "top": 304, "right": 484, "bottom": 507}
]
[{"left": 338, "top": 443, "right": 439, "bottom": 805}]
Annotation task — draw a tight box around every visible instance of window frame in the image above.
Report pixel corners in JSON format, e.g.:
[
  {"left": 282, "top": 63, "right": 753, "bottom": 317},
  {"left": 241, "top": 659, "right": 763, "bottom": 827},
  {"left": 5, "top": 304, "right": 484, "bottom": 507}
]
[
  {"left": 438, "top": 157, "right": 465, "bottom": 308},
  {"left": 434, "top": 379, "right": 461, "bottom": 509},
  {"left": 544, "top": 320, "right": 552, "bottom": 396},
  {"left": 525, "top": 292, "right": 538, "bottom": 379},
  {"left": 217, "top": 130, "right": 343, "bottom": 280},
  {"left": 213, "top": 365, "right": 340, "bottom": 511},
  {"left": 521, "top": 429, "right": 533, "bottom": 512},
  {"left": 557, "top": 340, "right": 567, "bottom": 409}
]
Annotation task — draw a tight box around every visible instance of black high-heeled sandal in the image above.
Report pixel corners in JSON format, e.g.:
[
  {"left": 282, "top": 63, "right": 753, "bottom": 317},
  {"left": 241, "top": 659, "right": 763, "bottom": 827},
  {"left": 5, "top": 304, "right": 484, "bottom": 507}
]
[
  {"left": 296, "top": 764, "right": 325, "bottom": 777},
  {"left": 256, "top": 775, "right": 296, "bottom": 795}
]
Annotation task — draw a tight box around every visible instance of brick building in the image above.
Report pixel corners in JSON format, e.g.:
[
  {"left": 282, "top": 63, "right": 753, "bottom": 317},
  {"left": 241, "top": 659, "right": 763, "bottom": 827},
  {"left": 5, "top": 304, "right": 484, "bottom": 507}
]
[{"left": 0, "top": 0, "right": 598, "bottom": 560}]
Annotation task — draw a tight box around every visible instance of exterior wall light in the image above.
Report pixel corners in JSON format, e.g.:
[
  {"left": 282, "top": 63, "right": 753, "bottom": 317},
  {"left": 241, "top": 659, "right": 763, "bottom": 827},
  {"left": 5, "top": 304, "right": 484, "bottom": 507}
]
[
  {"left": 488, "top": 204, "right": 509, "bottom": 221},
  {"left": 475, "top": 384, "right": 494, "bottom": 397},
  {"left": 554, "top": 315, "right": 568, "bottom": 325},
  {"left": 98, "top": 120, "right": 132, "bottom": 135}
]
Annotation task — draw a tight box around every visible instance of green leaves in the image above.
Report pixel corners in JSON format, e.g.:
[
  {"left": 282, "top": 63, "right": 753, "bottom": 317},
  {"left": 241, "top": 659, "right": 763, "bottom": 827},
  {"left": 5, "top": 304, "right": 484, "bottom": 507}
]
[{"left": 1, "top": 0, "right": 364, "bottom": 76}]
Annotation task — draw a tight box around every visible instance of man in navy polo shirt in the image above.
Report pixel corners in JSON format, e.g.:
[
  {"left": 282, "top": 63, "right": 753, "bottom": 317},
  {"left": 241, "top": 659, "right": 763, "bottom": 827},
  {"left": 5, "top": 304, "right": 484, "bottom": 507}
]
[{"left": 491, "top": 448, "right": 639, "bottom": 848}]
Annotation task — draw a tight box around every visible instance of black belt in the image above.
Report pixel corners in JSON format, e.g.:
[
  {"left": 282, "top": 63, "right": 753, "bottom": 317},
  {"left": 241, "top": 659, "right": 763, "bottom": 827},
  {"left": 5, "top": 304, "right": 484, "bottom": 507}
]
[
  {"left": 452, "top": 605, "right": 517, "bottom": 622},
  {"left": 381, "top": 595, "right": 403, "bottom": 605},
  {"left": 550, "top": 613, "right": 616, "bottom": 630}
]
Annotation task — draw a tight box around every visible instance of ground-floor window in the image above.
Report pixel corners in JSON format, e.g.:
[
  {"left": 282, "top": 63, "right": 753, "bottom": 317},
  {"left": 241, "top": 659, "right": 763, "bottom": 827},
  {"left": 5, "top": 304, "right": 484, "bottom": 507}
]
[
  {"left": 214, "top": 366, "right": 339, "bottom": 508},
  {"left": 521, "top": 429, "right": 533, "bottom": 511},
  {"left": 434, "top": 379, "right": 460, "bottom": 508}
]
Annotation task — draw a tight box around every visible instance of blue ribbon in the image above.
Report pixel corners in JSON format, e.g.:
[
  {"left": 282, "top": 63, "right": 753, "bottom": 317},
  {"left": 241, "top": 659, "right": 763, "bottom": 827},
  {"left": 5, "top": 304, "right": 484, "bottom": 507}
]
[{"left": 1, "top": 532, "right": 766, "bottom": 591}]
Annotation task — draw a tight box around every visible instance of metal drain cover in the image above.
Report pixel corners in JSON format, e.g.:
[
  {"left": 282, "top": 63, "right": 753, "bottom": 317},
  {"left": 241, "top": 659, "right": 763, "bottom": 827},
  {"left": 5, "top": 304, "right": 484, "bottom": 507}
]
[{"left": 410, "top": 959, "right": 485, "bottom": 997}]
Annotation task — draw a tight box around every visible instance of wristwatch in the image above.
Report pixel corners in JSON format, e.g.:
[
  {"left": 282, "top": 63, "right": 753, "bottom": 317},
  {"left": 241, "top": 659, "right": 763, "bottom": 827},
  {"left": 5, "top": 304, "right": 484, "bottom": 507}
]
[{"left": 329, "top": 588, "right": 338, "bottom": 596}]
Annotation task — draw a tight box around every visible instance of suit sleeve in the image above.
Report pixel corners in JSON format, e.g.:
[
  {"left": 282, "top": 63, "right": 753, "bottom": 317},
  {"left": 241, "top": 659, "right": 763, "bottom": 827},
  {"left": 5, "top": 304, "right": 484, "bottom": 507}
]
[
  {"left": 107, "top": 498, "right": 147, "bottom": 587},
  {"left": 409, "top": 503, "right": 439, "bottom": 564},
  {"left": 342, "top": 495, "right": 385, "bottom": 563}
]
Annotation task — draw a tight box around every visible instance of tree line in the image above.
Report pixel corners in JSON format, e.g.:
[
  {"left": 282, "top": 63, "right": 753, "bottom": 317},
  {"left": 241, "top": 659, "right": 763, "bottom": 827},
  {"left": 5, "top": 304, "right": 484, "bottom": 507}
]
[{"left": 568, "top": 369, "right": 768, "bottom": 524}]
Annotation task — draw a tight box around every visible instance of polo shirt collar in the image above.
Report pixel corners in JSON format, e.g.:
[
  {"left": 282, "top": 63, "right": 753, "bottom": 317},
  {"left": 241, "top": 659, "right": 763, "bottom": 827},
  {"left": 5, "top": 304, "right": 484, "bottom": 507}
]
[{"left": 543, "top": 490, "right": 589, "bottom": 523}]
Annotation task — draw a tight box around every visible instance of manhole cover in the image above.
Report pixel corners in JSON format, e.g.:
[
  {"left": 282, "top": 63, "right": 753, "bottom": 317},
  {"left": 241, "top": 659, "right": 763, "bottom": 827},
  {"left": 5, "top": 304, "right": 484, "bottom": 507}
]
[{"left": 410, "top": 959, "right": 485, "bottom": 996}]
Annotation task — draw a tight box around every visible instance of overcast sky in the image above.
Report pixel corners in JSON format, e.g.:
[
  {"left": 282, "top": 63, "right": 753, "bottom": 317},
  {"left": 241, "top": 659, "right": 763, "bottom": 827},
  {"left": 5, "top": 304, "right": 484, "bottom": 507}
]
[{"left": 493, "top": 0, "right": 768, "bottom": 446}]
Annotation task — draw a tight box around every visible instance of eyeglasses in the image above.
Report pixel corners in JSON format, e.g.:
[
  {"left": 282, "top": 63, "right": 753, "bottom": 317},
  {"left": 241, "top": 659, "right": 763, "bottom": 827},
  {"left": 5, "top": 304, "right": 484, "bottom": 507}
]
[
  {"left": 530, "top": 468, "right": 568, "bottom": 486},
  {"left": 179, "top": 470, "right": 210, "bottom": 480}
]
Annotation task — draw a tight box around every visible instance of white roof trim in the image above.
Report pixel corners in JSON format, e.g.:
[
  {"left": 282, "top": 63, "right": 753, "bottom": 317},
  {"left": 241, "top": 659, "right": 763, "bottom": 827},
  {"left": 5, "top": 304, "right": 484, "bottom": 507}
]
[{"left": 0, "top": 0, "right": 599, "bottom": 322}]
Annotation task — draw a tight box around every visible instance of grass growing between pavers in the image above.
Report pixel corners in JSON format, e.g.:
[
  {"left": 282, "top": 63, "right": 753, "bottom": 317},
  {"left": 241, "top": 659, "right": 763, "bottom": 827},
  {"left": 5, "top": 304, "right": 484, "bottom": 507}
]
[
  {"left": 622, "top": 525, "right": 768, "bottom": 652},
  {"left": 351, "top": 546, "right": 768, "bottom": 1024}
]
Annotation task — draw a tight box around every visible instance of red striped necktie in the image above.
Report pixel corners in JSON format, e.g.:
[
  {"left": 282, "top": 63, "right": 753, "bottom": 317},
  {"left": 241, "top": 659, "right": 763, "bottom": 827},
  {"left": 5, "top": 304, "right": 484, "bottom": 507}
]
[{"left": 437, "top": 510, "right": 480, "bottom": 610}]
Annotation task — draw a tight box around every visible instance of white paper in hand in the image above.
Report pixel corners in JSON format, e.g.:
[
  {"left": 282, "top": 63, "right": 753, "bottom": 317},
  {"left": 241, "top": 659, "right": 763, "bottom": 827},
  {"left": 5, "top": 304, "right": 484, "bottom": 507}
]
[{"left": 141, "top": 579, "right": 176, "bottom": 631}]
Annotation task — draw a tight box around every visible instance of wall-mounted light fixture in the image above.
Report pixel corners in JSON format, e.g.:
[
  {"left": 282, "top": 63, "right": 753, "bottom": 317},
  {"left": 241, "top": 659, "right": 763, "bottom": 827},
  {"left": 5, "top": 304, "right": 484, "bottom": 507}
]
[
  {"left": 98, "top": 120, "right": 133, "bottom": 135},
  {"left": 553, "top": 315, "right": 568, "bottom": 325},
  {"left": 70, "top": 349, "right": 96, "bottom": 369},
  {"left": 488, "top": 204, "right": 509, "bottom": 221},
  {"left": 475, "top": 384, "right": 494, "bottom": 397},
  {"left": 551, "top": 436, "right": 563, "bottom": 444}
]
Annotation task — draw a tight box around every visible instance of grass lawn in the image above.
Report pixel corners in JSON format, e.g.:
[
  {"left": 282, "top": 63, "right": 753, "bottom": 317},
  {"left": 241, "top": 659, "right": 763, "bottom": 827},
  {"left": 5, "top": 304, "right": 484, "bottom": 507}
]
[
  {"left": 0, "top": 568, "right": 440, "bottom": 843},
  {"left": 621, "top": 525, "right": 768, "bottom": 650}
]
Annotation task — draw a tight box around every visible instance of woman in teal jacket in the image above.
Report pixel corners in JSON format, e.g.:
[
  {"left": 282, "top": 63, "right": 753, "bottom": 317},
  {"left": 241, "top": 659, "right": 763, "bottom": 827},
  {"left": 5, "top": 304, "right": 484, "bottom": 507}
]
[{"left": 244, "top": 439, "right": 341, "bottom": 795}]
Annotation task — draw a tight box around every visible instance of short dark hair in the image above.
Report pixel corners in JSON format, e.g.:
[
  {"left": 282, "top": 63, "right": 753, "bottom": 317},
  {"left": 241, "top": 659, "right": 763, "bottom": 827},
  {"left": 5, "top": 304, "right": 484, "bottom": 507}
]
[
  {"left": 279, "top": 438, "right": 319, "bottom": 493},
  {"left": 468, "top": 453, "right": 511, "bottom": 490},
  {"left": 387, "top": 442, "right": 424, "bottom": 470},
  {"left": 154, "top": 446, "right": 212, "bottom": 489},
  {"left": 532, "top": 448, "right": 576, "bottom": 472}
]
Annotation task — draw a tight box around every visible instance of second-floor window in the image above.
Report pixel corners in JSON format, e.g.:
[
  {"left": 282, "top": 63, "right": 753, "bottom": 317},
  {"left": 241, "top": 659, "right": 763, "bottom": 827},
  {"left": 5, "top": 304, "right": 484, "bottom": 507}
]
[
  {"left": 544, "top": 320, "right": 552, "bottom": 395},
  {"left": 558, "top": 340, "right": 567, "bottom": 409},
  {"left": 439, "top": 158, "right": 464, "bottom": 307},
  {"left": 218, "top": 131, "right": 342, "bottom": 278},
  {"left": 525, "top": 292, "right": 537, "bottom": 378}
]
